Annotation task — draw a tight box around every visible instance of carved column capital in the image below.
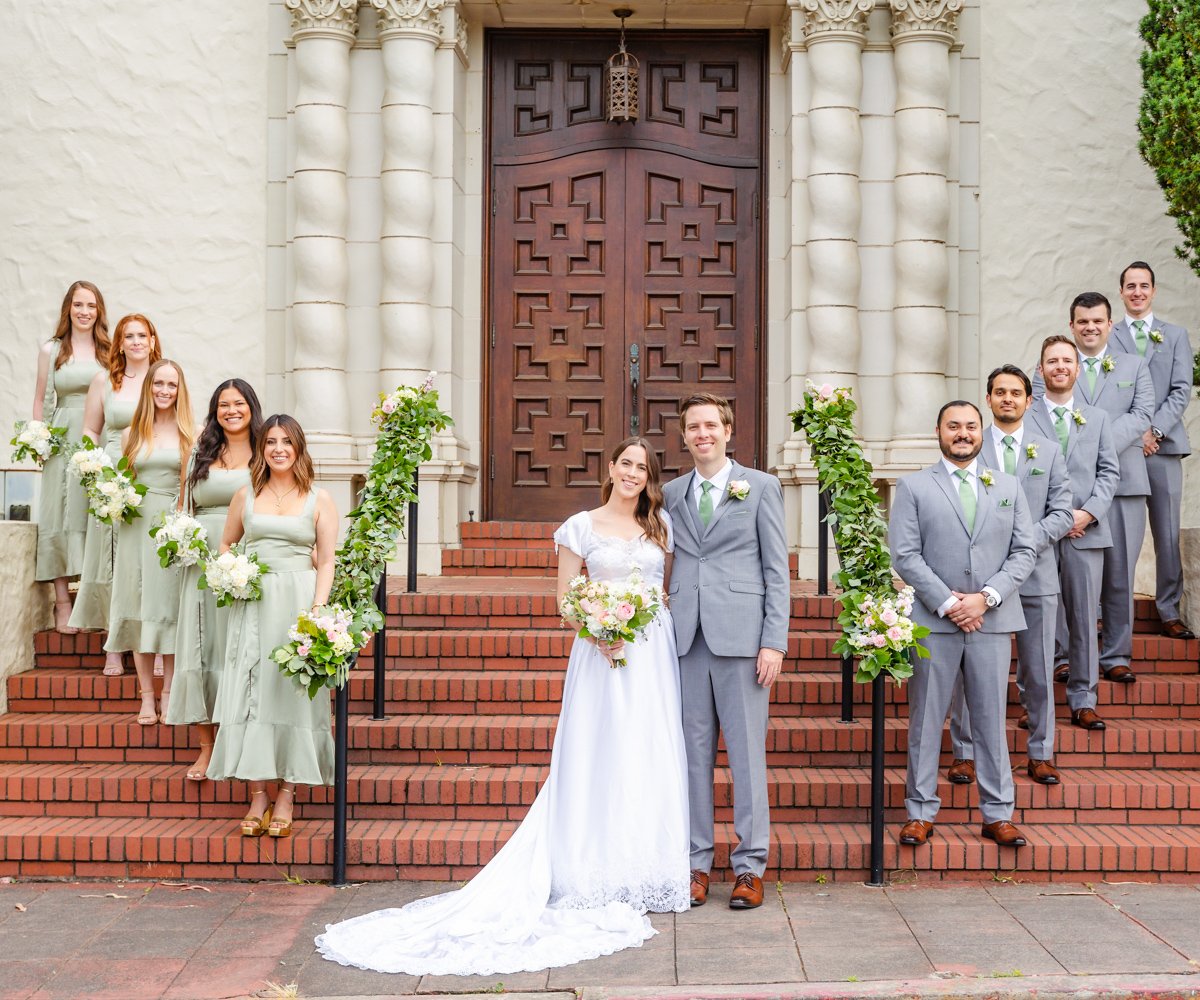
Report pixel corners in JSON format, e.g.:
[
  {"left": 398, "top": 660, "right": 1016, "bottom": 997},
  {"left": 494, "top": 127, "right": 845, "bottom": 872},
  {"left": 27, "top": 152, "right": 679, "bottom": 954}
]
[
  {"left": 889, "top": 0, "right": 962, "bottom": 44},
  {"left": 371, "top": 0, "right": 447, "bottom": 42},
  {"left": 285, "top": 0, "right": 359, "bottom": 43},
  {"left": 801, "top": 0, "right": 873, "bottom": 44}
]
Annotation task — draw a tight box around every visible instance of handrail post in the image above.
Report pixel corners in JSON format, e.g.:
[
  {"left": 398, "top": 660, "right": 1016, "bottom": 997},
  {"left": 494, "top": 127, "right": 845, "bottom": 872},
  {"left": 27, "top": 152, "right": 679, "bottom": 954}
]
[
  {"left": 865, "top": 667, "right": 889, "bottom": 888},
  {"left": 332, "top": 658, "right": 351, "bottom": 888},
  {"left": 406, "top": 468, "right": 419, "bottom": 593},
  {"left": 839, "top": 655, "right": 854, "bottom": 724},
  {"left": 372, "top": 569, "right": 387, "bottom": 721},
  {"left": 816, "top": 488, "right": 830, "bottom": 596}
]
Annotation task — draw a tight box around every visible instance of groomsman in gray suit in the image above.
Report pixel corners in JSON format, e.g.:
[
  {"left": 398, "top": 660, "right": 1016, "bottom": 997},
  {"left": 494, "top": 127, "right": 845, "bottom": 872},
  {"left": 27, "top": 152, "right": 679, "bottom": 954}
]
[
  {"left": 1034, "top": 292, "right": 1153, "bottom": 684},
  {"left": 889, "top": 401, "right": 1037, "bottom": 849},
  {"left": 1029, "top": 335, "right": 1121, "bottom": 729},
  {"left": 664, "top": 393, "right": 790, "bottom": 910},
  {"left": 948, "top": 365, "right": 1074, "bottom": 786},
  {"left": 1110, "top": 261, "right": 1195, "bottom": 640}
]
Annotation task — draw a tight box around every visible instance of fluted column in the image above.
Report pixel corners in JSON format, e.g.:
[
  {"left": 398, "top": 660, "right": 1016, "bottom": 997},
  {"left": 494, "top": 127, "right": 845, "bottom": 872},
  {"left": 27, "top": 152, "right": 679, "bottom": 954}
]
[
  {"left": 286, "top": 0, "right": 357, "bottom": 455},
  {"left": 373, "top": 0, "right": 445, "bottom": 392},
  {"left": 802, "top": 0, "right": 871, "bottom": 405},
  {"left": 888, "top": 0, "right": 961, "bottom": 446}
]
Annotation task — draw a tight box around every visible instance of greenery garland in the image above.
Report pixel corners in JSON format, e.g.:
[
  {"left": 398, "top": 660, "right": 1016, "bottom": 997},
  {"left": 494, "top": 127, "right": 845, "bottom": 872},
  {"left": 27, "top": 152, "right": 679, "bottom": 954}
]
[
  {"left": 791, "top": 381, "right": 929, "bottom": 684},
  {"left": 1138, "top": 0, "right": 1200, "bottom": 278}
]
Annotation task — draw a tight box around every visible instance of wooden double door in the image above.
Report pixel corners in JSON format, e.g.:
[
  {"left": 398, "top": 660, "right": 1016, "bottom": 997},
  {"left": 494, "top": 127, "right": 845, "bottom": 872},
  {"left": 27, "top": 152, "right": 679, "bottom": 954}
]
[{"left": 487, "top": 32, "right": 765, "bottom": 522}]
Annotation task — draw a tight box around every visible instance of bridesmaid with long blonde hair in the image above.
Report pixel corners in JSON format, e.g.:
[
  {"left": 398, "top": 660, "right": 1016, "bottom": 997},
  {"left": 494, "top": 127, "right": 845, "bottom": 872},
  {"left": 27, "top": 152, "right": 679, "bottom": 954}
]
[
  {"left": 105, "top": 358, "right": 194, "bottom": 726},
  {"left": 32, "top": 281, "right": 111, "bottom": 630},
  {"left": 69, "top": 315, "right": 164, "bottom": 676}
]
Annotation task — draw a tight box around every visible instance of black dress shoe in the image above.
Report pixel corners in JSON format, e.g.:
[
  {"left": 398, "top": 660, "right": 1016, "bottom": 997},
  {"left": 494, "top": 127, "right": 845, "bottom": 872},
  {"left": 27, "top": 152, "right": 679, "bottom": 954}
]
[{"left": 1054, "top": 664, "right": 1069, "bottom": 684}]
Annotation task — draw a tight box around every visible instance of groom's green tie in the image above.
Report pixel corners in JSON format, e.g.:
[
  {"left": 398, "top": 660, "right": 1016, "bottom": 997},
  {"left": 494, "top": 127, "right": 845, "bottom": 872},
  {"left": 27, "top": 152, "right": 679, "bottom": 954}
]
[
  {"left": 1002, "top": 434, "right": 1016, "bottom": 475},
  {"left": 698, "top": 481, "right": 715, "bottom": 526},
  {"left": 1084, "top": 356, "right": 1099, "bottom": 396},
  {"left": 1133, "top": 319, "right": 1149, "bottom": 356},
  {"left": 954, "top": 468, "right": 975, "bottom": 533},
  {"left": 1053, "top": 405, "right": 1069, "bottom": 456}
]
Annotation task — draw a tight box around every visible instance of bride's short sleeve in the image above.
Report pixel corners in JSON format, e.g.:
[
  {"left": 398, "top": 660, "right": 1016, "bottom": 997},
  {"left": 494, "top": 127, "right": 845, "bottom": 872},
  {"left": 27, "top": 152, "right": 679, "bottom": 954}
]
[
  {"left": 661, "top": 509, "right": 675, "bottom": 554},
  {"left": 553, "top": 512, "right": 588, "bottom": 557}
]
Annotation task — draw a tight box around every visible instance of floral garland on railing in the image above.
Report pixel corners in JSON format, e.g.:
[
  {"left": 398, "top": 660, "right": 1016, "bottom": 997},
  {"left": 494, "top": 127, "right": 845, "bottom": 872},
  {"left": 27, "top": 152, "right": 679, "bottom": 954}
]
[
  {"left": 790, "top": 380, "right": 929, "bottom": 684},
  {"left": 272, "top": 373, "right": 453, "bottom": 698}
]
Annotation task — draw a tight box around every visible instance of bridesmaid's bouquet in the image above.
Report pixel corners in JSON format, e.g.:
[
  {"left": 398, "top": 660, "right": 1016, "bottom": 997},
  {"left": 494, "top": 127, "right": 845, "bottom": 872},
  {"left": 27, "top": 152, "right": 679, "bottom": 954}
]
[
  {"left": 149, "top": 511, "right": 210, "bottom": 568},
  {"left": 67, "top": 437, "right": 115, "bottom": 485},
  {"left": 10, "top": 419, "right": 69, "bottom": 465},
  {"left": 199, "top": 544, "right": 269, "bottom": 607},
  {"left": 84, "top": 461, "right": 147, "bottom": 525},
  {"left": 271, "top": 604, "right": 374, "bottom": 699},
  {"left": 560, "top": 567, "right": 664, "bottom": 668}
]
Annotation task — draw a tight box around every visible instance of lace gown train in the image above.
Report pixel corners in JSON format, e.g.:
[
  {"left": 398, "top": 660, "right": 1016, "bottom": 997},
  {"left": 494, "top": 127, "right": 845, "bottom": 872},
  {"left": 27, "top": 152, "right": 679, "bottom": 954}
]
[{"left": 315, "top": 510, "right": 690, "bottom": 975}]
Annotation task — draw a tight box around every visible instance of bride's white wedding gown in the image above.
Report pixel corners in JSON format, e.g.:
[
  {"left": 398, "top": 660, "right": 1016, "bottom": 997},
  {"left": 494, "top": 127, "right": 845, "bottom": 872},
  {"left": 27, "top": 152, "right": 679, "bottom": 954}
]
[{"left": 315, "top": 510, "right": 690, "bottom": 975}]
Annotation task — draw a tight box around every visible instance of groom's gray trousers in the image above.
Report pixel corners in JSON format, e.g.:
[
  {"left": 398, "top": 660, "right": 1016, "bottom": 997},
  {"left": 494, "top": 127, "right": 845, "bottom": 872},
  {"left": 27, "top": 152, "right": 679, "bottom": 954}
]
[{"left": 680, "top": 627, "right": 770, "bottom": 877}]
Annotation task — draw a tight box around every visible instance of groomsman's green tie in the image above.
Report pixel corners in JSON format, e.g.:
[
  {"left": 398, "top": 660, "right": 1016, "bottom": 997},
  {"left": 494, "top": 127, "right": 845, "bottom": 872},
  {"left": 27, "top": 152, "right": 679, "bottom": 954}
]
[
  {"left": 1053, "top": 405, "right": 1070, "bottom": 456},
  {"left": 954, "top": 468, "right": 976, "bottom": 533},
  {"left": 1002, "top": 434, "right": 1016, "bottom": 475},
  {"left": 1084, "top": 357, "right": 1099, "bottom": 395},
  {"left": 698, "top": 480, "right": 715, "bottom": 526},
  {"left": 1133, "top": 319, "right": 1149, "bottom": 356}
]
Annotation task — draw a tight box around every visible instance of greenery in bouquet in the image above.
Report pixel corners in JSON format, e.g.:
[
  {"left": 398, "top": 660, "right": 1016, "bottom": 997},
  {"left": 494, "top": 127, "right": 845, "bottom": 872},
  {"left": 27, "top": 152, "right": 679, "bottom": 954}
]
[
  {"left": 149, "top": 510, "right": 210, "bottom": 569},
  {"left": 84, "top": 459, "right": 147, "bottom": 526},
  {"left": 271, "top": 605, "right": 376, "bottom": 700},
  {"left": 559, "top": 567, "right": 664, "bottom": 668},
  {"left": 199, "top": 543, "right": 269, "bottom": 607},
  {"left": 11, "top": 419, "right": 69, "bottom": 465},
  {"left": 67, "top": 437, "right": 115, "bottom": 486},
  {"left": 791, "top": 380, "right": 929, "bottom": 683}
]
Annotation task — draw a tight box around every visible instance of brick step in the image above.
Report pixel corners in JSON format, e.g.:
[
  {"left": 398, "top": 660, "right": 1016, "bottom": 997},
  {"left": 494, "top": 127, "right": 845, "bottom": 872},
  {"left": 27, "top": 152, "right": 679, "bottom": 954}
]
[
  {"left": 12, "top": 667, "right": 1200, "bottom": 721},
  {"left": 2, "top": 814, "right": 1199, "bottom": 883},
  {"left": 4, "top": 712, "right": 1200, "bottom": 769},
  {"left": 3, "top": 761, "right": 1197, "bottom": 828}
]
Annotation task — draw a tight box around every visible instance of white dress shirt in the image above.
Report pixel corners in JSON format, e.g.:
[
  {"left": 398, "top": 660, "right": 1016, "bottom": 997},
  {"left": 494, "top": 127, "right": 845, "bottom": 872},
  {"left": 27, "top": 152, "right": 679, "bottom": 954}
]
[
  {"left": 692, "top": 459, "right": 733, "bottom": 514},
  {"left": 1124, "top": 311, "right": 1155, "bottom": 333},
  {"left": 989, "top": 424, "right": 1024, "bottom": 465},
  {"left": 1043, "top": 395, "right": 1076, "bottom": 421},
  {"left": 936, "top": 457, "right": 1001, "bottom": 616}
]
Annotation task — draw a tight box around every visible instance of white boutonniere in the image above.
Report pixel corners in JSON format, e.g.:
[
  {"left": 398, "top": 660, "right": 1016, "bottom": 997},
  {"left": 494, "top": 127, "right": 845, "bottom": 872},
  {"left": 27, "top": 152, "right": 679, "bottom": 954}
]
[
  {"left": 1073, "top": 409, "right": 1087, "bottom": 426},
  {"left": 1025, "top": 442, "right": 1038, "bottom": 460},
  {"left": 1101, "top": 355, "right": 1115, "bottom": 373},
  {"left": 979, "top": 470, "right": 995, "bottom": 488},
  {"left": 727, "top": 479, "right": 750, "bottom": 501},
  {"left": 1150, "top": 329, "right": 1164, "bottom": 344}
]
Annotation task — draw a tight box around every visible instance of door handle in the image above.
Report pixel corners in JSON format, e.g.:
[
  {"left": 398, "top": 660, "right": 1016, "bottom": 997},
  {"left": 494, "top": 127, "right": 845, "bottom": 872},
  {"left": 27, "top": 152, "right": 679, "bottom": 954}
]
[{"left": 629, "top": 343, "right": 640, "bottom": 435}]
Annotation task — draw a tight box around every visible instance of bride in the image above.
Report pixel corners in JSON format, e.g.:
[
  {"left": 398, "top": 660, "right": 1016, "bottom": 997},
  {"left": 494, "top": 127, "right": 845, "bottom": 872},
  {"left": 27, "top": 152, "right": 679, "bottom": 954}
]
[{"left": 316, "top": 436, "right": 691, "bottom": 975}]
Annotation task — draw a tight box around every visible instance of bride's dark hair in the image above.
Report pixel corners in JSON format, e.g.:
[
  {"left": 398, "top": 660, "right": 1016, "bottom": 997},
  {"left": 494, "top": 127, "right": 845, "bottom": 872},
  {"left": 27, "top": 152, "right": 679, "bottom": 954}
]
[{"left": 600, "top": 436, "right": 670, "bottom": 551}]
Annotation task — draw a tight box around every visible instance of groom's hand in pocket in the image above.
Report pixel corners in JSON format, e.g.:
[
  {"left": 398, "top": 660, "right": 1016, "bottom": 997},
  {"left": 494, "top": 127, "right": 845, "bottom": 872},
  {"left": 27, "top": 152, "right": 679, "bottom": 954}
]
[{"left": 756, "top": 647, "right": 784, "bottom": 687}]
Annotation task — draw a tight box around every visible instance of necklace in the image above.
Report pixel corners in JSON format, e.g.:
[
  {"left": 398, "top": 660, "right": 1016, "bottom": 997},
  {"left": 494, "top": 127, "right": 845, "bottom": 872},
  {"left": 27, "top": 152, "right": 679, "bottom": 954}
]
[{"left": 266, "top": 483, "right": 298, "bottom": 511}]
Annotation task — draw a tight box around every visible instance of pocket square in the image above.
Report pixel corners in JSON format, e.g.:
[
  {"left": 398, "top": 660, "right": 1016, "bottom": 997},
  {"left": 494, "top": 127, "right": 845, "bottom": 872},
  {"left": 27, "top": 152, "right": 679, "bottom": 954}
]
[
  {"left": 998, "top": 498, "right": 1013, "bottom": 507},
  {"left": 1029, "top": 468, "right": 1045, "bottom": 476},
  {"left": 1118, "top": 380, "right": 1134, "bottom": 388}
]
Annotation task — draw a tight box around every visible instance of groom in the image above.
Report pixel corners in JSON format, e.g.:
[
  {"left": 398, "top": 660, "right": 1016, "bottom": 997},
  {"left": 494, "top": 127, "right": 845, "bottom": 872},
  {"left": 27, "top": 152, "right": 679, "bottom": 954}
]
[{"left": 664, "top": 393, "right": 790, "bottom": 910}]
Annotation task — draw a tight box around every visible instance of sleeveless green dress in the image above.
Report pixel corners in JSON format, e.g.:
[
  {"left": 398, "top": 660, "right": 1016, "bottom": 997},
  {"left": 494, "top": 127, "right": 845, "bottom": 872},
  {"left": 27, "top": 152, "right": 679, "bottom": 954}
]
[
  {"left": 208, "top": 489, "right": 334, "bottom": 786},
  {"left": 69, "top": 384, "right": 137, "bottom": 630},
  {"left": 104, "top": 447, "right": 182, "bottom": 654},
  {"left": 35, "top": 344, "right": 102, "bottom": 581},
  {"left": 166, "top": 462, "right": 250, "bottom": 725}
]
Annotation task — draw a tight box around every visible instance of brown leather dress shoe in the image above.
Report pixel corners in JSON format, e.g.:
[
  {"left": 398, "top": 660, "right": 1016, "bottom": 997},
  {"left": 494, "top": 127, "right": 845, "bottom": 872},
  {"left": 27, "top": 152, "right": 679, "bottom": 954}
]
[
  {"left": 981, "top": 821, "right": 1027, "bottom": 847},
  {"left": 898, "top": 819, "right": 934, "bottom": 845},
  {"left": 729, "top": 872, "right": 764, "bottom": 909},
  {"left": 947, "top": 758, "right": 976, "bottom": 784},
  {"left": 1054, "top": 664, "right": 1070, "bottom": 684},
  {"left": 1104, "top": 664, "right": 1136, "bottom": 684},
  {"left": 1016, "top": 711, "right": 1030, "bottom": 730},
  {"left": 1072, "top": 707, "right": 1106, "bottom": 730},
  {"left": 1162, "top": 618, "right": 1196, "bottom": 640},
  {"left": 1027, "top": 758, "right": 1061, "bottom": 784},
  {"left": 689, "top": 869, "right": 709, "bottom": 907}
]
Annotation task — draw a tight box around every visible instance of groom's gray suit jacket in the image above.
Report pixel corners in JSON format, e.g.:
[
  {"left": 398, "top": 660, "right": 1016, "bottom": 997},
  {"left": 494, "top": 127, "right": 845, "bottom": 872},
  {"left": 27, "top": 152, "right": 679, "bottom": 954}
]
[{"left": 664, "top": 463, "right": 790, "bottom": 657}]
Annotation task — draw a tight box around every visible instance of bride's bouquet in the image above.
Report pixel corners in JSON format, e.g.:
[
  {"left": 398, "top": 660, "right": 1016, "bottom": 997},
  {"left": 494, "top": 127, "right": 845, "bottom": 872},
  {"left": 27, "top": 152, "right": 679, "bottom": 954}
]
[
  {"left": 84, "top": 460, "right": 147, "bottom": 525},
  {"left": 560, "top": 567, "right": 664, "bottom": 668},
  {"left": 11, "top": 419, "right": 69, "bottom": 465},
  {"left": 198, "top": 543, "right": 269, "bottom": 607},
  {"left": 271, "top": 604, "right": 374, "bottom": 699},
  {"left": 67, "top": 437, "right": 115, "bottom": 485},
  {"left": 149, "top": 510, "right": 210, "bottom": 568}
]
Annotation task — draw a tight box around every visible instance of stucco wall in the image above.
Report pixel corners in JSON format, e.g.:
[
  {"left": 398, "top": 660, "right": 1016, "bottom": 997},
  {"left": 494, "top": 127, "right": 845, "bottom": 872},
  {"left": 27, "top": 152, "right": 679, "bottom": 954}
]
[{"left": 0, "top": 2, "right": 270, "bottom": 453}]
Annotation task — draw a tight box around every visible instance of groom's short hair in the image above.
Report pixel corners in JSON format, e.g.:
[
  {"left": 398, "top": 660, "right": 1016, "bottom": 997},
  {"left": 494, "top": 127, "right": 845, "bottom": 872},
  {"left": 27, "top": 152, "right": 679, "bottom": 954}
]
[{"left": 678, "top": 392, "right": 734, "bottom": 431}]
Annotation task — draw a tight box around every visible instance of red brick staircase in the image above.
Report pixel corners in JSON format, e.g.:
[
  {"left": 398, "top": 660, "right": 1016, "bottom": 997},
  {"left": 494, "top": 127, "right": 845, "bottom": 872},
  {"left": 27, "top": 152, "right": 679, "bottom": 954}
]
[{"left": 3, "top": 522, "right": 1200, "bottom": 883}]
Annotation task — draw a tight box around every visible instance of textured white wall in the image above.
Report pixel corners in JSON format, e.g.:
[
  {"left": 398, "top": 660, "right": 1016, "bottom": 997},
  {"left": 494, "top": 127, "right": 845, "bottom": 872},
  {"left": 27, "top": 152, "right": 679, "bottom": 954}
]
[
  {"left": 0, "top": 1, "right": 270, "bottom": 450},
  {"left": 978, "top": 0, "right": 1200, "bottom": 374}
]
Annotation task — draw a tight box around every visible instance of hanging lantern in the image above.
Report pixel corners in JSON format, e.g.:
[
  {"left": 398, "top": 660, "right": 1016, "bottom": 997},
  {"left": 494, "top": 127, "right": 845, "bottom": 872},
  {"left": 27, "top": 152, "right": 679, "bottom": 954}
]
[{"left": 606, "top": 9, "right": 638, "bottom": 123}]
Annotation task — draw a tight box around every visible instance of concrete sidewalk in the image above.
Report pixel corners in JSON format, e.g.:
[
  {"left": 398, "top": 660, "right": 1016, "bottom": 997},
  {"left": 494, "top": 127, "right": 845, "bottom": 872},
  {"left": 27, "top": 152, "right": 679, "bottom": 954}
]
[{"left": 3, "top": 877, "right": 1200, "bottom": 1000}]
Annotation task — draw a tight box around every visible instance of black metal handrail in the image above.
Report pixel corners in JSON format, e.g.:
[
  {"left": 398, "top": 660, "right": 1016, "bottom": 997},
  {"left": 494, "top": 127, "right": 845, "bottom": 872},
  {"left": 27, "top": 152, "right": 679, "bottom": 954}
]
[
  {"left": 867, "top": 669, "right": 886, "bottom": 887},
  {"left": 816, "top": 488, "right": 830, "bottom": 596},
  {"left": 407, "top": 468, "right": 419, "bottom": 593},
  {"left": 373, "top": 569, "right": 387, "bottom": 721},
  {"left": 332, "top": 655, "right": 352, "bottom": 887}
]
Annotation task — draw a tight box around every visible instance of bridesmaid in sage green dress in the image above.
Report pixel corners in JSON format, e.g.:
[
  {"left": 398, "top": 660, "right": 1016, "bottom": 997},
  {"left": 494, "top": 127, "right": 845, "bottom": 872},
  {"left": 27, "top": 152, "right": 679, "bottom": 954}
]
[
  {"left": 70, "top": 314, "right": 163, "bottom": 677},
  {"left": 105, "top": 358, "right": 195, "bottom": 727},
  {"left": 167, "top": 378, "right": 263, "bottom": 782},
  {"left": 32, "top": 281, "right": 109, "bottom": 630},
  {"left": 208, "top": 414, "right": 338, "bottom": 838}
]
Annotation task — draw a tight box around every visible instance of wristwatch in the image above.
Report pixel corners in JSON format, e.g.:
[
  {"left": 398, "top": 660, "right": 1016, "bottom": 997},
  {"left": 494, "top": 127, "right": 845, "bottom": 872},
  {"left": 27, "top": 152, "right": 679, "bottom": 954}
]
[
  {"left": 982, "top": 591, "right": 999, "bottom": 609},
  {"left": 1152, "top": 426, "right": 1165, "bottom": 441}
]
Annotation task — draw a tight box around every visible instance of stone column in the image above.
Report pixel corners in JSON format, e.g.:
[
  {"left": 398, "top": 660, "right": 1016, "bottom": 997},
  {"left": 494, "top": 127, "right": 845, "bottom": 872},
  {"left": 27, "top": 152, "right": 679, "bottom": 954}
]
[
  {"left": 372, "top": 0, "right": 445, "bottom": 393},
  {"left": 286, "top": 0, "right": 358, "bottom": 457},
  {"left": 802, "top": 0, "right": 872, "bottom": 404},
  {"left": 888, "top": 0, "right": 961, "bottom": 452}
]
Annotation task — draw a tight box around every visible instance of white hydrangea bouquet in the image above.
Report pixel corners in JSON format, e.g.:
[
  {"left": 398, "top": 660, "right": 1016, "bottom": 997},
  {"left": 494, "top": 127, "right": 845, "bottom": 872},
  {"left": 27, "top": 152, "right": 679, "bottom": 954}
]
[
  {"left": 272, "top": 604, "right": 374, "bottom": 700},
  {"left": 198, "top": 543, "right": 269, "bottom": 607},
  {"left": 149, "top": 511, "right": 210, "bottom": 568},
  {"left": 559, "top": 567, "right": 664, "bottom": 668},
  {"left": 84, "top": 460, "right": 147, "bottom": 525},
  {"left": 11, "top": 419, "right": 69, "bottom": 465},
  {"left": 67, "top": 437, "right": 115, "bottom": 485}
]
